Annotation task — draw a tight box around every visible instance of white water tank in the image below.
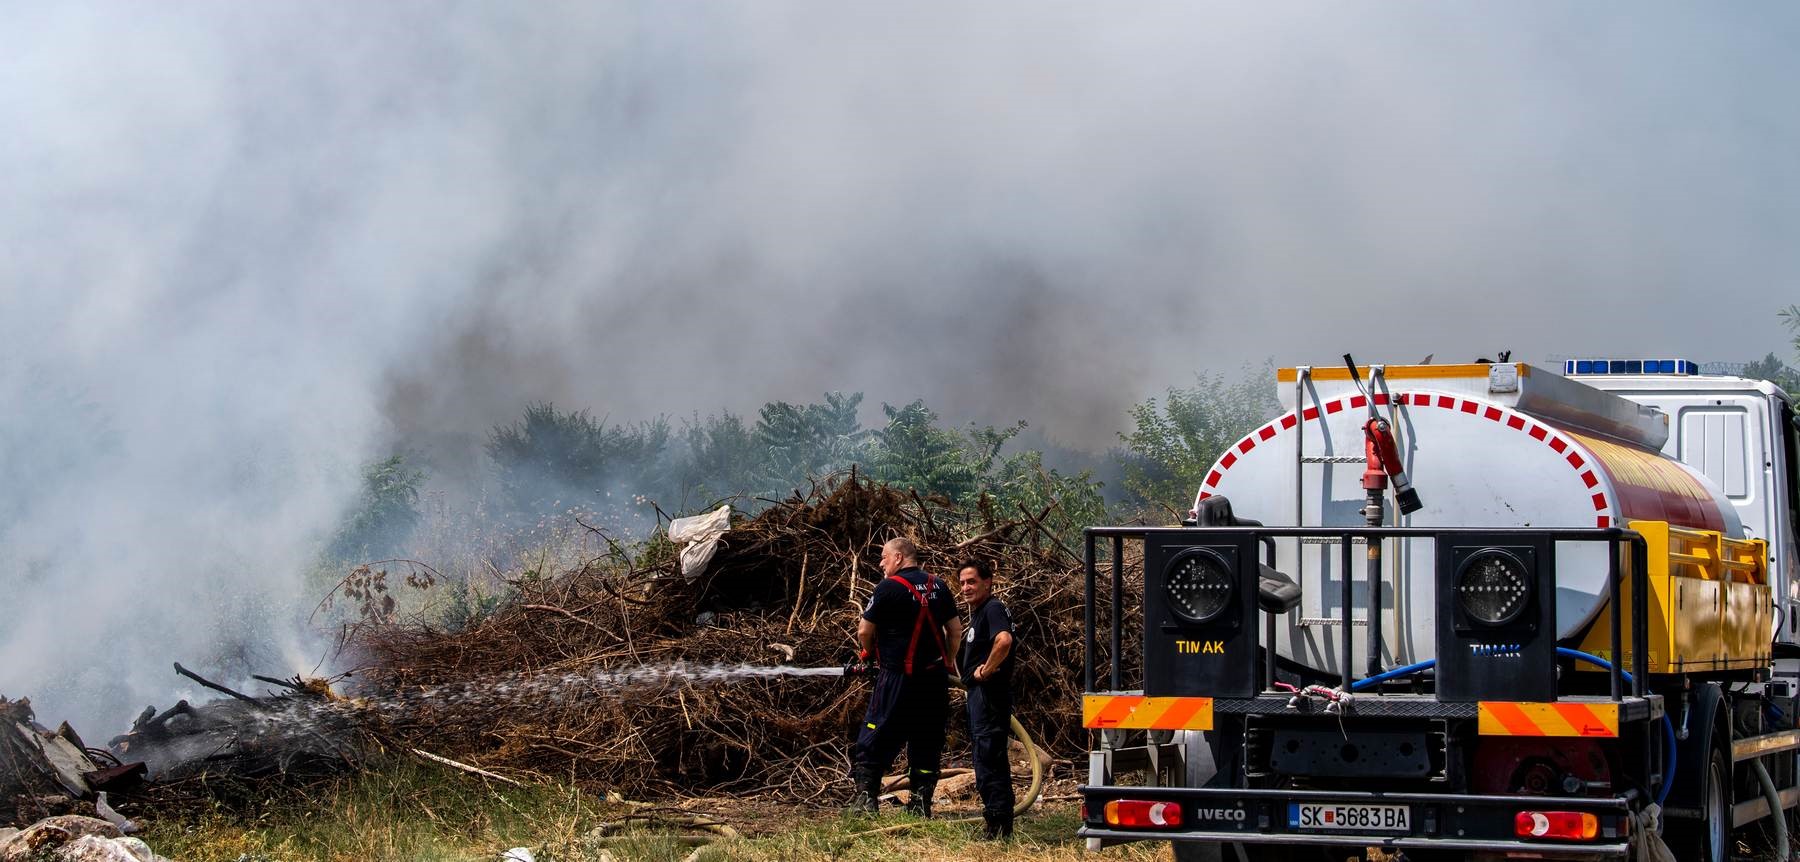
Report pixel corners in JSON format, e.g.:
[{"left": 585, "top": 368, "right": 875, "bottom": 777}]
[{"left": 1195, "top": 363, "right": 1739, "bottom": 676}]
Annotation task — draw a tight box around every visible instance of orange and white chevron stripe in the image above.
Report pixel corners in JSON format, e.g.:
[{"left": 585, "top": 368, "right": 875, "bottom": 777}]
[
  {"left": 1082, "top": 695, "right": 1214, "bottom": 731},
  {"left": 1478, "top": 701, "right": 1619, "bottom": 738}
]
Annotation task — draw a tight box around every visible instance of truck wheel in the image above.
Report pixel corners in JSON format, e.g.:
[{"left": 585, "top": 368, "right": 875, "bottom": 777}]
[{"left": 1667, "top": 747, "right": 1731, "bottom": 862}]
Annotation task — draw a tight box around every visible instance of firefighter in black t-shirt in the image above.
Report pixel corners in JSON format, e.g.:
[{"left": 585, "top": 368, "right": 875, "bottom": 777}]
[
  {"left": 957, "top": 558, "right": 1016, "bottom": 839},
  {"left": 849, "top": 537, "right": 962, "bottom": 816}
]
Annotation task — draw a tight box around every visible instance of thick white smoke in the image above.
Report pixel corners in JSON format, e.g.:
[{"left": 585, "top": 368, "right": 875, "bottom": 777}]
[{"left": 2, "top": 2, "right": 1797, "bottom": 728}]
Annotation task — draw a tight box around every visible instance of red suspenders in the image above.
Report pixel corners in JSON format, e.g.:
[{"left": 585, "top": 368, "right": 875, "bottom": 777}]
[{"left": 886, "top": 573, "right": 948, "bottom": 675}]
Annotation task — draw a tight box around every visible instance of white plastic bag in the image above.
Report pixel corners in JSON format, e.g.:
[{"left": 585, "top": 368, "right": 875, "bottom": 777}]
[{"left": 667, "top": 504, "right": 732, "bottom": 579}]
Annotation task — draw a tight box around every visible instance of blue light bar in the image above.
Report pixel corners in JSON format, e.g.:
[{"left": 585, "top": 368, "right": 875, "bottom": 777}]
[{"left": 1564, "top": 358, "right": 1698, "bottom": 376}]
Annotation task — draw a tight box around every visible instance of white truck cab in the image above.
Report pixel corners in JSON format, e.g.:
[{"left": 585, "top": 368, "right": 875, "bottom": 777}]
[{"left": 1569, "top": 358, "right": 1800, "bottom": 651}]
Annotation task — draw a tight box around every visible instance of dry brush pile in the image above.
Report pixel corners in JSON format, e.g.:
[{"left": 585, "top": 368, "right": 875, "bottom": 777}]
[{"left": 345, "top": 472, "right": 1143, "bottom": 802}]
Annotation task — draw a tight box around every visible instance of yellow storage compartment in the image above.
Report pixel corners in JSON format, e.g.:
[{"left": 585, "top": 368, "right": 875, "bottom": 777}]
[{"left": 1577, "top": 521, "right": 1769, "bottom": 674}]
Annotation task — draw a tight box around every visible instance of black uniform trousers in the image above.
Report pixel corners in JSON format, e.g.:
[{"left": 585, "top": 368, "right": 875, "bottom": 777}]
[
  {"left": 966, "top": 680, "right": 1015, "bottom": 817},
  {"left": 854, "top": 667, "right": 948, "bottom": 784}
]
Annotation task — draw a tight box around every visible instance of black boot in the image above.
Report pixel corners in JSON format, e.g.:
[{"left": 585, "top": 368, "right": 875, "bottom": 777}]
[
  {"left": 982, "top": 808, "right": 1013, "bottom": 839},
  {"left": 847, "top": 765, "right": 880, "bottom": 814},
  {"left": 904, "top": 777, "right": 936, "bottom": 818}
]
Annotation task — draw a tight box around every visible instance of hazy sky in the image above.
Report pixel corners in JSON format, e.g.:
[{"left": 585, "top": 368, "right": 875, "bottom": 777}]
[{"left": 2, "top": 2, "right": 1797, "bottom": 727}]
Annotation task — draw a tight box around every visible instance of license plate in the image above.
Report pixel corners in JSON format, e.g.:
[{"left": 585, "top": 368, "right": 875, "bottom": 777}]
[{"left": 1288, "top": 803, "right": 1410, "bottom": 832}]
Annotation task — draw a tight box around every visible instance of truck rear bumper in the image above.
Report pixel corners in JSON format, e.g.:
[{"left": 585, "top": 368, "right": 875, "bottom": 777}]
[{"left": 1078, "top": 784, "right": 1634, "bottom": 858}]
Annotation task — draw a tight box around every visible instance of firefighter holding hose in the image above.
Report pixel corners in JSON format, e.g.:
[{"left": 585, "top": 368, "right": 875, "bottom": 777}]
[{"left": 849, "top": 537, "right": 961, "bottom": 816}]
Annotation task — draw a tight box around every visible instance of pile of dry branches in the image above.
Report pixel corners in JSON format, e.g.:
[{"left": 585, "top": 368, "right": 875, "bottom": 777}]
[{"left": 347, "top": 472, "right": 1140, "bottom": 801}]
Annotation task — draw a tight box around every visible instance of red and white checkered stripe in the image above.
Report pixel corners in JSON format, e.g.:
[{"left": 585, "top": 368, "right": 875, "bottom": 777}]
[{"left": 1197, "top": 392, "right": 1611, "bottom": 528}]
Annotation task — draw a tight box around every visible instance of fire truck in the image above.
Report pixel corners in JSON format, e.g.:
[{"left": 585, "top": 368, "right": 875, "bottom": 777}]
[{"left": 1078, "top": 359, "right": 1800, "bottom": 861}]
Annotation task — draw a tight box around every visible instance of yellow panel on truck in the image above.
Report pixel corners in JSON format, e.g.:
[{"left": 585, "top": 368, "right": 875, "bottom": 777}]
[{"left": 1577, "top": 519, "right": 1770, "bottom": 673}]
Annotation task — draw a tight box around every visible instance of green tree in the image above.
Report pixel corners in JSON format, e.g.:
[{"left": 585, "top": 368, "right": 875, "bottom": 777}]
[
  {"left": 486, "top": 403, "right": 671, "bottom": 520},
  {"left": 1738, "top": 306, "right": 1800, "bottom": 395},
  {"left": 1117, "top": 364, "right": 1279, "bottom": 511},
  {"left": 866, "top": 400, "right": 986, "bottom": 500},
  {"left": 981, "top": 447, "right": 1108, "bottom": 542},
  {"left": 753, "top": 392, "right": 868, "bottom": 490},
  {"left": 857, "top": 399, "right": 1110, "bottom": 529},
  {"left": 678, "top": 411, "right": 762, "bottom": 503},
  {"left": 330, "top": 455, "right": 426, "bottom": 560},
  {"left": 1742, "top": 352, "right": 1800, "bottom": 395}
]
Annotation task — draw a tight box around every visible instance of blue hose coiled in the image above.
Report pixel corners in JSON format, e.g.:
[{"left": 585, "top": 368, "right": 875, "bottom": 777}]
[{"left": 1554, "top": 647, "right": 1676, "bottom": 807}]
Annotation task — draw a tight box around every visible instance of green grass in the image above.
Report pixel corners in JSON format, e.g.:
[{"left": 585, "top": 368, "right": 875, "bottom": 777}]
[
  {"left": 139, "top": 758, "right": 607, "bottom": 862},
  {"left": 135, "top": 757, "right": 1168, "bottom": 862},
  {"left": 723, "top": 807, "right": 1160, "bottom": 862}
]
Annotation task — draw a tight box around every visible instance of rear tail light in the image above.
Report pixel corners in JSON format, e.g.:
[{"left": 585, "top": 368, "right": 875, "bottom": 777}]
[
  {"left": 1515, "top": 810, "right": 1598, "bottom": 840},
  {"left": 1103, "top": 799, "right": 1183, "bottom": 828}
]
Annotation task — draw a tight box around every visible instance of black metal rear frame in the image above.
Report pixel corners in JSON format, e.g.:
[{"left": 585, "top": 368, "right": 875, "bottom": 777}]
[
  {"left": 1080, "top": 525, "right": 1655, "bottom": 856},
  {"left": 1082, "top": 525, "right": 1650, "bottom": 700}
]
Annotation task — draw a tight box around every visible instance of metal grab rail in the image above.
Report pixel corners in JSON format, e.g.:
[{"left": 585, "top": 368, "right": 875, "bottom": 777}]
[
  {"left": 1663, "top": 523, "right": 1767, "bottom": 583},
  {"left": 1082, "top": 525, "right": 1650, "bottom": 702}
]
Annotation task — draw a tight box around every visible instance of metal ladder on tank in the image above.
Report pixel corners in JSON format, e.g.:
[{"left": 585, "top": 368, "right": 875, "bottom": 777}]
[{"left": 1290, "top": 365, "right": 1406, "bottom": 680}]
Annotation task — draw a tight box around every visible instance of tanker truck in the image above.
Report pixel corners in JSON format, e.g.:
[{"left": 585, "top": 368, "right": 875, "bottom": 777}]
[{"left": 1077, "top": 359, "right": 1800, "bottom": 861}]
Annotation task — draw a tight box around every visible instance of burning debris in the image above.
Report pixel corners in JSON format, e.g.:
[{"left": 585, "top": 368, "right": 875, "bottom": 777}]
[
  {"left": 10, "top": 473, "right": 1124, "bottom": 836},
  {"left": 343, "top": 473, "right": 1137, "bottom": 800},
  {"left": 5, "top": 665, "right": 371, "bottom": 838},
  {"left": 107, "top": 666, "right": 364, "bottom": 785}
]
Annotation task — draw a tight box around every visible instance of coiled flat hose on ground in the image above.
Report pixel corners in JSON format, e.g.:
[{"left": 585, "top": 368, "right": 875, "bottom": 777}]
[
  {"left": 844, "top": 677, "right": 1045, "bottom": 837},
  {"left": 1004, "top": 711, "right": 1046, "bottom": 816},
  {"left": 949, "top": 676, "right": 1045, "bottom": 818}
]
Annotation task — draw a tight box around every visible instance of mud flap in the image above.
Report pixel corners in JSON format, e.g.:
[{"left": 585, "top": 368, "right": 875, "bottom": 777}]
[{"left": 1183, "top": 729, "right": 1218, "bottom": 788}]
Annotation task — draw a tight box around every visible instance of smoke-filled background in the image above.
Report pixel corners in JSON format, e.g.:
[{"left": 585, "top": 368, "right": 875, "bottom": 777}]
[{"left": 2, "top": 2, "right": 1797, "bottom": 729}]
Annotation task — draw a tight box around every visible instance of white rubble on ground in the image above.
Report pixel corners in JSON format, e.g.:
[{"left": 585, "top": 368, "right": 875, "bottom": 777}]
[
  {"left": 0, "top": 815, "right": 172, "bottom": 862},
  {"left": 4, "top": 704, "right": 103, "bottom": 809},
  {"left": 93, "top": 793, "right": 137, "bottom": 835}
]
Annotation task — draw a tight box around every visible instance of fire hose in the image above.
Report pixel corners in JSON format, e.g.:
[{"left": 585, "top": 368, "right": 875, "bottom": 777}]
[{"left": 841, "top": 661, "right": 1045, "bottom": 831}]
